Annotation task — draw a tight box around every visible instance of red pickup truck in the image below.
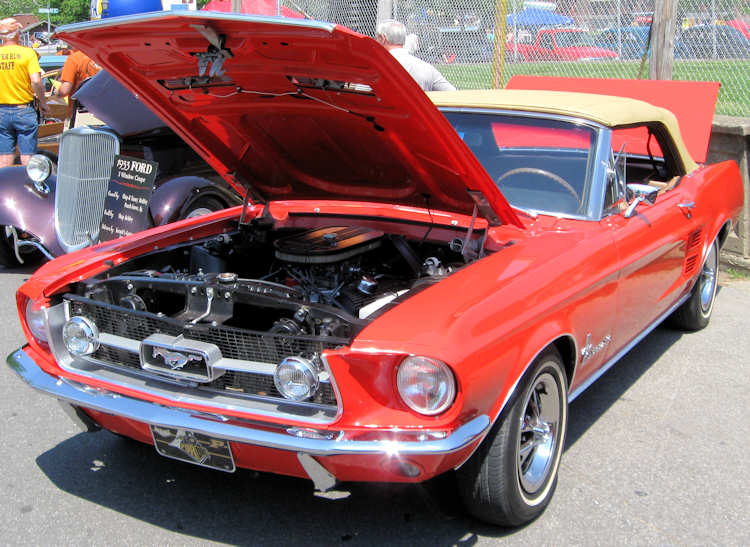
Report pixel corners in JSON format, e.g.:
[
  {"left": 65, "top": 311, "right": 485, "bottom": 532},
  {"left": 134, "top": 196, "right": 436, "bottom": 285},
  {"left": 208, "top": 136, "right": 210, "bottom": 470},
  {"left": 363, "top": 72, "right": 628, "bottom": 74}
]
[{"left": 509, "top": 28, "right": 618, "bottom": 61}]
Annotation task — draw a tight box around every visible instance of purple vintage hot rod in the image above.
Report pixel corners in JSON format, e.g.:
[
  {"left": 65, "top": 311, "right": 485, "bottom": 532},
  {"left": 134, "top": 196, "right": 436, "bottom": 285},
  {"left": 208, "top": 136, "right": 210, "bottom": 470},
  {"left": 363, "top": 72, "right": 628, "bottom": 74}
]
[{"left": 0, "top": 71, "right": 240, "bottom": 267}]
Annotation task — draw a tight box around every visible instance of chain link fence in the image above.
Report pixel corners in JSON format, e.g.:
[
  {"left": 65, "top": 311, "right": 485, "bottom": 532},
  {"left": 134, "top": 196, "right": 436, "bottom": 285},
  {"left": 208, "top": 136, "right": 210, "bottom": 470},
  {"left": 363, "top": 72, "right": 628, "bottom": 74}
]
[{"left": 277, "top": 0, "right": 750, "bottom": 117}]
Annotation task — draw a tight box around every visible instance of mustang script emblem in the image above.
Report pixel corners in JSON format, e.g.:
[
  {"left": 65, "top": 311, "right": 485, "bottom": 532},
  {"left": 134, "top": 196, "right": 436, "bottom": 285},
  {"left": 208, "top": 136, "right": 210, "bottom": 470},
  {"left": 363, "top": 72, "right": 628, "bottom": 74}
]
[{"left": 152, "top": 347, "right": 203, "bottom": 370}]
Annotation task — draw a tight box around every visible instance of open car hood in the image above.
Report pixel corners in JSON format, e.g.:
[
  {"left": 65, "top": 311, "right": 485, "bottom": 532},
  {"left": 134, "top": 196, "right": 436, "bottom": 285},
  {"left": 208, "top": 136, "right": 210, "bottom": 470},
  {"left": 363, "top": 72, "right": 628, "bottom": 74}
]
[{"left": 56, "top": 12, "right": 520, "bottom": 227}]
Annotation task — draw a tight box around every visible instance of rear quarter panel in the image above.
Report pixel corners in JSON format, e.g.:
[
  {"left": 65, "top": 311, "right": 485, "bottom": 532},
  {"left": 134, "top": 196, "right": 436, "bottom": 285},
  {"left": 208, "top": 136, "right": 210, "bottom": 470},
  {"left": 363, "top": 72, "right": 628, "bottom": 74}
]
[{"left": 683, "top": 160, "right": 744, "bottom": 251}]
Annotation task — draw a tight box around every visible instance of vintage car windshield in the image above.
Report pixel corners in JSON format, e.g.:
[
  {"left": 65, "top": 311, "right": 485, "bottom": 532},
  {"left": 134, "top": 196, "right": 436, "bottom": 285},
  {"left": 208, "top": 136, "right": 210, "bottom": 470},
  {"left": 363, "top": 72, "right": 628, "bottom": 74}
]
[{"left": 442, "top": 111, "right": 600, "bottom": 218}]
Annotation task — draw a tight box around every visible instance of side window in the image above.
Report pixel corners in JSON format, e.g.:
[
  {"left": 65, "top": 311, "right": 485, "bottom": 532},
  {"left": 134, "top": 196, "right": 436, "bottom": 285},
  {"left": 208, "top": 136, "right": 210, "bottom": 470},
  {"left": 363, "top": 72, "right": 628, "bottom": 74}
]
[
  {"left": 610, "top": 124, "right": 680, "bottom": 190},
  {"left": 540, "top": 34, "right": 554, "bottom": 49}
]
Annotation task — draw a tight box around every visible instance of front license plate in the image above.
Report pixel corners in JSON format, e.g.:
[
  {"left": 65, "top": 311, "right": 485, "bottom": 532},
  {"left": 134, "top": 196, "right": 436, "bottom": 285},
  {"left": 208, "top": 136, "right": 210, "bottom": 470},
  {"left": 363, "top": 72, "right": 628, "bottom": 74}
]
[{"left": 150, "top": 426, "right": 235, "bottom": 472}]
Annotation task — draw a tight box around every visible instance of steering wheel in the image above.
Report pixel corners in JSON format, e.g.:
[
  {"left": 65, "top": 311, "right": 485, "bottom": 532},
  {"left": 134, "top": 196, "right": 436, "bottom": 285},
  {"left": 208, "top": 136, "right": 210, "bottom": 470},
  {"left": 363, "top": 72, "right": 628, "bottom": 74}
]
[{"left": 496, "top": 167, "right": 580, "bottom": 204}]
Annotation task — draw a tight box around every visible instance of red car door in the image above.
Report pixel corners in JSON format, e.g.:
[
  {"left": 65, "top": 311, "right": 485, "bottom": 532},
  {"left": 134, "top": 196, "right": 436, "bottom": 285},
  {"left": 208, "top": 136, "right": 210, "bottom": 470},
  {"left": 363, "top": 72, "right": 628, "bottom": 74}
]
[{"left": 608, "top": 188, "right": 698, "bottom": 348}]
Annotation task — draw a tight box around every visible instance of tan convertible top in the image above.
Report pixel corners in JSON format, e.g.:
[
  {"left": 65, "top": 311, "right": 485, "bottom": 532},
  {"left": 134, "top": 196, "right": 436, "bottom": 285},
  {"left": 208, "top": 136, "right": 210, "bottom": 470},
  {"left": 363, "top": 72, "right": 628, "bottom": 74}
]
[{"left": 429, "top": 89, "right": 698, "bottom": 173}]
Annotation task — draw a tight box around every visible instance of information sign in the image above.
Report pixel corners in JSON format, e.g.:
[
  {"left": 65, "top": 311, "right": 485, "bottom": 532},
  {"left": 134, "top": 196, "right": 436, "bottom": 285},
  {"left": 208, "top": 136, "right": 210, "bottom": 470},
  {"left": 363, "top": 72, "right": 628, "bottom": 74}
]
[{"left": 99, "top": 155, "right": 157, "bottom": 242}]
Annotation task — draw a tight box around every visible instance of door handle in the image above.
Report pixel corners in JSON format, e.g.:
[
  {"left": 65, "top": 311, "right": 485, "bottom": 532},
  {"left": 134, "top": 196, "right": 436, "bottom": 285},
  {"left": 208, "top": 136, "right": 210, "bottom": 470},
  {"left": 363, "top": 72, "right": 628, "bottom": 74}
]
[{"left": 678, "top": 202, "right": 695, "bottom": 218}]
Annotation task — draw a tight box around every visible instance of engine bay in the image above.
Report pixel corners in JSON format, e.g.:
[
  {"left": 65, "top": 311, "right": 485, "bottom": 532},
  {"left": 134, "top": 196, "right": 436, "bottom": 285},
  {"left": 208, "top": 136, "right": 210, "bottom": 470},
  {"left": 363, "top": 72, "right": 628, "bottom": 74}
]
[{"left": 71, "top": 222, "right": 475, "bottom": 341}]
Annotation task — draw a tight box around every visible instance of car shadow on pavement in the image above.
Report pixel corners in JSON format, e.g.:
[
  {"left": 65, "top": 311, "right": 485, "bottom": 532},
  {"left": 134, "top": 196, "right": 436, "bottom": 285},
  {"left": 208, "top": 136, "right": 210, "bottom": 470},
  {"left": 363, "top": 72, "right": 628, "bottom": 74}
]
[
  {"left": 36, "top": 430, "right": 504, "bottom": 544},
  {"left": 33, "top": 320, "right": 696, "bottom": 544},
  {"left": 565, "top": 323, "right": 685, "bottom": 449}
]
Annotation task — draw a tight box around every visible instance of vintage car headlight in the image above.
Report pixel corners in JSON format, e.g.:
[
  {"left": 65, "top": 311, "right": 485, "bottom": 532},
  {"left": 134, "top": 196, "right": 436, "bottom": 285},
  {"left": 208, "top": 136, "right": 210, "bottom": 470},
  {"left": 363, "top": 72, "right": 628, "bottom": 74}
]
[
  {"left": 62, "top": 316, "right": 100, "bottom": 356},
  {"left": 397, "top": 356, "right": 456, "bottom": 415},
  {"left": 274, "top": 356, "right": 320, "bottom": 401},
  {"left": 25, "top": 299, "right": 48, "bottom": 343},
  {"left": 26, "top": 154, "right": 53, "bottom": 184}
]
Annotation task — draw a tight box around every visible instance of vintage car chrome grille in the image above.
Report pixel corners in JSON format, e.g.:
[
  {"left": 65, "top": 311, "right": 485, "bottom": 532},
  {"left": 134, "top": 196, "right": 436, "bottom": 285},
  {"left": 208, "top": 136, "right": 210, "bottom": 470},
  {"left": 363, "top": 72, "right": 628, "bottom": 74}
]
[
  {"left": 55, "top": 127, "right": 120, "bottom": 253},
  {"left": 66, "top": 298, "right": 340, "bottom": 408}
]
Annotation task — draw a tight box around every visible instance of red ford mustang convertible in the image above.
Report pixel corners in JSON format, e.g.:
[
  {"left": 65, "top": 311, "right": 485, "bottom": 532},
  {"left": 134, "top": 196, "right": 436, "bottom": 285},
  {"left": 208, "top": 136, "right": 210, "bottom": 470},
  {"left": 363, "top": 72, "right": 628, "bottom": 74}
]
[{"left": 7, "top": 13, "right": 743, "bottom": 526}]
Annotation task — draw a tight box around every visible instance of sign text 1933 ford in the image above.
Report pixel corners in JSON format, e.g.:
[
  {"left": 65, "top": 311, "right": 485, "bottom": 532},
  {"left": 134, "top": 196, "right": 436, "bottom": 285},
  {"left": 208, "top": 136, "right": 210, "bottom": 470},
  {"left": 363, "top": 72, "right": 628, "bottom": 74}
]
[{"left": 7, "top": 12, "right": 743, "bottom": 526}]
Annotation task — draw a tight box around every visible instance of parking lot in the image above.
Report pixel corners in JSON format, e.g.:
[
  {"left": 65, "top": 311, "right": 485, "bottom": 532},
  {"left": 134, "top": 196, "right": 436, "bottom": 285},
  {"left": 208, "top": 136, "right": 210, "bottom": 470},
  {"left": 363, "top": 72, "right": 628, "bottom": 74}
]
[{"left": 1, "top": 265, "right": 748, "bottom": 545}]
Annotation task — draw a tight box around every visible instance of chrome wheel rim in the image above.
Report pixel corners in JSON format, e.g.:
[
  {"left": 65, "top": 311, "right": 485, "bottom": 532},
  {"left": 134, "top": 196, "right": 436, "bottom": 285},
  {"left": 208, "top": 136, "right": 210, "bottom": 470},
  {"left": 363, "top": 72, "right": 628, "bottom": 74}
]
[
  {"left": 518, "top": 371, "right": 561, "bottom": 495},
  {"left": 699, "top": 243, "right": 718, "bottom": 314}
]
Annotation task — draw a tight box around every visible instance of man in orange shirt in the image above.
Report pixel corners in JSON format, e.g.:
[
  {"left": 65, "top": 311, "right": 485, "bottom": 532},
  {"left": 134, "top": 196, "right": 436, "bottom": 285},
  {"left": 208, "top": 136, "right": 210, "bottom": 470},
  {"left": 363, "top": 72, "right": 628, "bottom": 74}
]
[
  {"left": 57, "top": 50, "right": 101, "bottom": 100},
  {"left": 0, "top": 18, "right": 49, "bottom": 167}
]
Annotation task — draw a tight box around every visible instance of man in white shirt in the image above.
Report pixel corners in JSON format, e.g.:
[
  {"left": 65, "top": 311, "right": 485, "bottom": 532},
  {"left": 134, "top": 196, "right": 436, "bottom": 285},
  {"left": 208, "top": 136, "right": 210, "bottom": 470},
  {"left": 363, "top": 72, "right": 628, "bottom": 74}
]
[{"left": 375, "top": 20, "right": 456, "bottom": 92}]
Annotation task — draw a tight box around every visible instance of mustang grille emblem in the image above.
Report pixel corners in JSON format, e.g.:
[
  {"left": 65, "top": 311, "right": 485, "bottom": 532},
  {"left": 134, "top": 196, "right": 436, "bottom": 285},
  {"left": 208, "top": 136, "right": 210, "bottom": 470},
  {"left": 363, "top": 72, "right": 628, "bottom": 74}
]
[{"left": 152, "top": 347, "right": 203, "bottom": 370}]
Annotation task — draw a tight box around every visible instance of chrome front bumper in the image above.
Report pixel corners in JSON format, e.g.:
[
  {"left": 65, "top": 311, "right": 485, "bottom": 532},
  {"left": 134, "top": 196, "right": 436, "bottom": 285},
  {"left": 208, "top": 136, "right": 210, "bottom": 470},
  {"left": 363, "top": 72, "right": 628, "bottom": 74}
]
[{"left": 7, "top": 348, "right": 489, "bottom": 485}]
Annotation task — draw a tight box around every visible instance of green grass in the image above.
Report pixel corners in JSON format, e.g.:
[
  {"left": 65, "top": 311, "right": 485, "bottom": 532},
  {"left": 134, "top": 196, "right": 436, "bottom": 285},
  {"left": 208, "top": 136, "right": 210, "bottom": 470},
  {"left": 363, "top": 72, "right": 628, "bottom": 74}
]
[
  {"left": 726, "top": 267, "right": 750, "bottom": 280},
  {"left": 438, "top": 59, "right": 750, "bottom": 117}
]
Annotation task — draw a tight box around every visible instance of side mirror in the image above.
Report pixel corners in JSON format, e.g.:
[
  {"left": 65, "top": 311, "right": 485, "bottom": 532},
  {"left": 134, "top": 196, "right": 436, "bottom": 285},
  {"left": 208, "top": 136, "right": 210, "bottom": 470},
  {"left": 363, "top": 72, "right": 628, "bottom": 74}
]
[{"left": 624, "top": 183, "right": 658, "bottom": 218}]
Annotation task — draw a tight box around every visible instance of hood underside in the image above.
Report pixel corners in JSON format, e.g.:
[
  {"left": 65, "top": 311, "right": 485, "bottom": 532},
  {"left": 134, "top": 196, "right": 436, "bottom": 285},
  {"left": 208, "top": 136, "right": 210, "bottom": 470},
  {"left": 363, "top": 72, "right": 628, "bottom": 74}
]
[{"left": 56, "top": 12, "right": 520, "bottom": 227}]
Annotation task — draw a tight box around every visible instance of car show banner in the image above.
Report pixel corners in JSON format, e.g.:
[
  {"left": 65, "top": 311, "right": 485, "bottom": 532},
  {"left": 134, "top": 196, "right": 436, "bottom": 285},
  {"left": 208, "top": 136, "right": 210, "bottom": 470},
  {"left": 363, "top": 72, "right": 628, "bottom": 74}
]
[{"left": 99, "top": 155, "right": 157, "bottom": 242}]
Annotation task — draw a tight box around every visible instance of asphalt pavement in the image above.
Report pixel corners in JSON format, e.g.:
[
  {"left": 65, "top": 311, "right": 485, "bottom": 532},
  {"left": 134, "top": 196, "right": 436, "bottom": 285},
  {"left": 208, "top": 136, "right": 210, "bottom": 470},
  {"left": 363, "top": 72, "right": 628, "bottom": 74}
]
[{"left": 1, "top": 265, "right": 748, "bottom": 546}]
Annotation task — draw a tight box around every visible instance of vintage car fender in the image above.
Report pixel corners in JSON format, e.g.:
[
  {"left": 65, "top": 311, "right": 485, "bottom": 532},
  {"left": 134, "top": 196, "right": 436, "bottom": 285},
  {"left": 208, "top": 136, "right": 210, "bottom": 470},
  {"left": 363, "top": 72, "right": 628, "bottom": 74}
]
[
  {"left": 0, "top": 167, "right": 241, "bottom": 263},
  {"left": 347, "top": 226, "right": 617, "bottom": 433},
  {"left": 0, "top": 167, "right": 63, "bottom": 260},
  {"left": 149, "top": 175, "right": 242, "bottom": 226}
]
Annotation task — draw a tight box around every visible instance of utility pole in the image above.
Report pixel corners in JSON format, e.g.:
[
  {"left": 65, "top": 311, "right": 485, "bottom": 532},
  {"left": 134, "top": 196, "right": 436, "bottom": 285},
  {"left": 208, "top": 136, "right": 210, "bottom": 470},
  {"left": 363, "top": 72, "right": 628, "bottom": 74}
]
[
  {"left": 492, "top": 0, "right": 509, "bottom": 89},
  {"left": 649, "top": 0, "right": 677, "bottom": 80},
  {"left": 231, "top": 0, "right": 242, "bottom": 13}
]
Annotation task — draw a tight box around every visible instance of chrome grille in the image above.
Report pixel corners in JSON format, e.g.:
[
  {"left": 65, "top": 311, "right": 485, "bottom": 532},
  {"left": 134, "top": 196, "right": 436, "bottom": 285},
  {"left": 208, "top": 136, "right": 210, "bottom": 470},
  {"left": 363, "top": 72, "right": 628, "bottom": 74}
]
[
  {"left": 55, "top": 127, "right": 119, "bottom": 252},
  {"left": 68, "top": 298, "right": 340, "bottom": 408}
]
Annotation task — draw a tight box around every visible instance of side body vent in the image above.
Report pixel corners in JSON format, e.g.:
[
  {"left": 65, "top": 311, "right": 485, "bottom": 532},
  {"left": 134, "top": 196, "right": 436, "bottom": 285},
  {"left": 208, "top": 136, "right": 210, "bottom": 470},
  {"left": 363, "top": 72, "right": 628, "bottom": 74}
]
[{"left": 684, "top": 228, "right": 704, "bottom": 275}]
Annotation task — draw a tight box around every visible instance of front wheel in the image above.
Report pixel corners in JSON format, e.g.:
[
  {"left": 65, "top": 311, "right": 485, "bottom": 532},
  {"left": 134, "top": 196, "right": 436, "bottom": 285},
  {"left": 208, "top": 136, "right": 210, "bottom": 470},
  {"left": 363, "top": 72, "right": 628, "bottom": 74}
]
[
  {"left": 670, "top": 238, "right": 719, "bottom": 331},
  {"left": 457, "top": 347, "right": 568, "bottom": 526}
]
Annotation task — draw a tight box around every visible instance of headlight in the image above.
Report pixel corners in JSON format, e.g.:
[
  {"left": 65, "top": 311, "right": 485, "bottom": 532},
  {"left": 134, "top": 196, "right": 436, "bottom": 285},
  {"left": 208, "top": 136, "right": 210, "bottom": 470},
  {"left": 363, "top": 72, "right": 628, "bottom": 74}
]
[
  {"left": 26, "top": 154, "right": 53, "bottom": 184},
  {"left": 397, "top": 356, "right": 456, "bottom": 415},
  {"left": 274, "top": 356, "right": 320, "bottom": 401},
  {"left": 25, "top": 299, "right": 48, "bottom": 343},
  {"left": 62, "top": 316, "right": 100, "bottom": 356}
]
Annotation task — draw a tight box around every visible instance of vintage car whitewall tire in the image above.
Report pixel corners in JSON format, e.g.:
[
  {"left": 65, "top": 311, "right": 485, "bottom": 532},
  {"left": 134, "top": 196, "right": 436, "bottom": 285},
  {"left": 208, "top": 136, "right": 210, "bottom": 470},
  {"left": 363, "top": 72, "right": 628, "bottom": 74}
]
[
  {"left": 670, "top": 238, "right": 719, "bottom": 331},
  {"left": 457, "top": 347, "right": 568, "bottom": 526}
]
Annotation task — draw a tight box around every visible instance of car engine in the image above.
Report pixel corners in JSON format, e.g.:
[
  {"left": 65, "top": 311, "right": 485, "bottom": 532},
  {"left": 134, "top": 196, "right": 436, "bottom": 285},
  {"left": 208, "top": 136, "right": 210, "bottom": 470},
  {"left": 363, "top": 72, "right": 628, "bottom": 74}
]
[{"left": 73, "top": 224, "right": 466, "bottom": 342}]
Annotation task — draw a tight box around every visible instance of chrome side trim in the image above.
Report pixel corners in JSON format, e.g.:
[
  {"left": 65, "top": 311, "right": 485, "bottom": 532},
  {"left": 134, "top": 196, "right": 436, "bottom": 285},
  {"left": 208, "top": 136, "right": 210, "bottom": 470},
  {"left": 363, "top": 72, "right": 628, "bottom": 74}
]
[
  {"left": 7, "top": 348, "right": 490, "bottom": 457},
  {"left": 568, "top": 292, "right": 691, "bottom": 401}
]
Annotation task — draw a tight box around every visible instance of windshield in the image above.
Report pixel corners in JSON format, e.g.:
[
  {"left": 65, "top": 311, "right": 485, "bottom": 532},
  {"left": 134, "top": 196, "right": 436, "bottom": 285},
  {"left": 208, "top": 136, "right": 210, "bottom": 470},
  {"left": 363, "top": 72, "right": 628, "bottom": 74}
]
[
  {"left": 442, "top": 111, "right": 599, "bottom": 217},
  {"left": 556, "top": 31, "right": 597, "bottom": 47}
]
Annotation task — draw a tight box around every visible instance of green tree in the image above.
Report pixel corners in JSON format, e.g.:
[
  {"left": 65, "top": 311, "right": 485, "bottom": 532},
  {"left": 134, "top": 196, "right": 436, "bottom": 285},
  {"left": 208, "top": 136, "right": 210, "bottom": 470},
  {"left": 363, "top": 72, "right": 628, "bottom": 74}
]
[{"left": 1, "top": 0, "right": 90, "bottom": 26}]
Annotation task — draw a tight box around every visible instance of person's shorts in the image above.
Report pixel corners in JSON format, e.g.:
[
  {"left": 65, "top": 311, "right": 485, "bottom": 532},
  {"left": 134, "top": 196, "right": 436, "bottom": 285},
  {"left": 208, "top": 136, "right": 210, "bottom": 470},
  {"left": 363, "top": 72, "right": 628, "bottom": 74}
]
[{"left": 0, "top": 104, "right": 38, "bottom": 155}]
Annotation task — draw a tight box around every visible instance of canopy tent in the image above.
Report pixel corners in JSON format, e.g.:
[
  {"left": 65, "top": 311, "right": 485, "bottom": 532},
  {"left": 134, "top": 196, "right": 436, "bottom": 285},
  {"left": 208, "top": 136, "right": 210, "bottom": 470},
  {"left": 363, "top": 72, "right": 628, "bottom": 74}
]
[
  {"left": 201, "top": 0, "right": 305, "bottom": 19},
  {"left": 506, "top": 8, "right": 573, "bottom": 27}
]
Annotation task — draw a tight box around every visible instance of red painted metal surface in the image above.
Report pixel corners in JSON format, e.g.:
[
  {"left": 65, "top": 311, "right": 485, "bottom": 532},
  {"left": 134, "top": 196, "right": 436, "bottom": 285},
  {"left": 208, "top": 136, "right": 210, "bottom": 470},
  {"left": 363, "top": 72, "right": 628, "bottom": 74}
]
[{"left": 55, "top": 14, "right": 521, "bottom": 227}]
